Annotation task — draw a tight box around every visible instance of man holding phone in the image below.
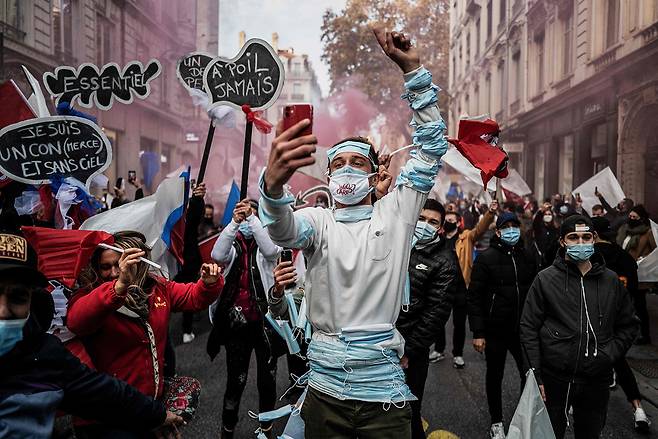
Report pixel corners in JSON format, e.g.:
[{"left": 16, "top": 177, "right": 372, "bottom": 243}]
[{"left": 258, "top": 28, "right": 448, "bottom": 438}]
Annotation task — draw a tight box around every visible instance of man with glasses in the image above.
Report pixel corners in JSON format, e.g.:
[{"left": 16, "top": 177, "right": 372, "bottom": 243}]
[{"left": 521, "top": 215, "right": 639, "bottom": 439}]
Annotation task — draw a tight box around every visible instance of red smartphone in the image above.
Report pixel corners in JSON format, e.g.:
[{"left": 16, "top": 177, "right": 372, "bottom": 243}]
[{"left": 282, "top": 104, "right": 313, "bottom": 137}]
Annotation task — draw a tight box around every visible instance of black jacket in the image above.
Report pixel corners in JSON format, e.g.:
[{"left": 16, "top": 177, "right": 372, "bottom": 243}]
[
  {"left": 396, "top": 237, "right": 457, "bottom": 358},
  {"left": 468, "top": 235, "right": 538, "bottom": 338},
  {"left": 0, "top": 314, "right": 166, "bottom": 437},
  {"left": 595, "top": 241, "right": 638, "bottom": 294},
  {"left": 520, "top": 250, "right": 639, "bottom": 385}
]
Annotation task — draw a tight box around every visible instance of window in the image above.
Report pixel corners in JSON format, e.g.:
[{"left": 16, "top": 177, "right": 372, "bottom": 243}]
[
  {"left": 500, "top": 0, "right": 507, "bottom": 24},
  {"left": 605, "top": 0, "right": 620, "bottom": 49},
  {"left": 474, "top": 86, "right": 480, "bottom": 114},
  {"left": 561, "top": 9, "right": 574, "bottom": 75},
  {"left": 534, "top": 32, "right": 545, "bottom": 94},
  {"left": 96, "top": 15, "right": 113, "bottom": 66},
  {"left": 161, "top": 144, "right": 173, "bottom": 176},
  {"left": 0, "top": 0, "right": 20, "bottom": 29},
  {"left": 559, "top": 135, "right": 574, "bottom": 194},
  {"left": 497, "top": 61, "right": 505, "bottom": 112},
  {"left": 475, "top": 18, "right": 481, "bottom": 56},
  {"left": 292, "top": 82, "right": 303, "bottom": 99},
  {"left": 53, "top": 0, "right": 75, "bottom": 57},
  {"left": 487, "top": 0, "right": 493, "bottom": 40},
  {"left": 452, "top": 56, "right": 457, "bottom": 80},
  {"left": 591, "top": 123, "right": 608, "bottom": 173},
  {"left": 466, "top": 32, "right": 471, "bottom": 67},
  {"left": 534, "top": 145, "right": 545, "bottom": 199},
  {"left": 512, "top": 50, "right": 521, "bottom": 103},
  {"left": 293, "top": 61, "right": 302, "bottom": 74},
  {"left": 485, "top": 74, "right": 491, "bottom": 115}
]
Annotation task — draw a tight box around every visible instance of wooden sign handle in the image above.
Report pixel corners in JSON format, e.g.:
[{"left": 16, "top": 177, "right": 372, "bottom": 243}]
[
  {"left": 240, "top": 121, "right": 254, "bottom": 200},
  {"left": 196, "top": 121, "right": 215, "bottom": 184}
]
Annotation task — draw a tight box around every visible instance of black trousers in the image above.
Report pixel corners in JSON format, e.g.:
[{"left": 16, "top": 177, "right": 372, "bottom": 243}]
[
  {"left": 222, "top": 321, "right": 277, "bottom": 430},
  {"left": 301, "top": 387, "right": 412, "bottom": 439},
  {"left": 404, "top": 351, "right": 430, "bottom": 439},
  {"left": 615, "top": 358, "right": 641, "bottom": 402},
  {"left": 435, "top": 302, "right": 467, "bottom": 356},
  {"left": 633, "top": 289, "right": 651, "bottom": 340},
  {"left": 182, "top": 311, "right": 194, "bottom": 334},
  {"left": 544, "top": 374, "right": 610, "bottom": 439},
  {"left": 484, "top": 332, "right": 525, "bottom": 423}
]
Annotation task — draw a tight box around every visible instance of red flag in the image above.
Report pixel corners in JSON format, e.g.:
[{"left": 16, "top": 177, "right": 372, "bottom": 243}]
[
  {"left": 448, "top": 118, "right": 509, "bottom": 189},
  {"left": 0, "top": 80, "right": 35, "bottom": 130},
  {"left": 199, "top": 233, "right": 220, "bottom": 265},
  {"left": 21, "top": 227, "right": 114, "bottom": 288}
]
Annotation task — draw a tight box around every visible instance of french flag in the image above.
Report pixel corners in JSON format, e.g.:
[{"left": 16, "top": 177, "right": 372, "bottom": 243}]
[{"left": 80, "top": 170, "right": 190, "bottom": 278}]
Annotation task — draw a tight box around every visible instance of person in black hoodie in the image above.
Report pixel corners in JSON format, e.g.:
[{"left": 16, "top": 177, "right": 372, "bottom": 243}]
[
  {"left": 0, "top": 231, "right": 183, "bottom": 438},
  {"left": 591, "top": 216, "right": 650, "bottom": 432},
  {"left": 467, "top": 211, "right": 538, "bottom": 439},
  {"left": 520, "top": 215, "right": 639, "bottom": 439},
  {"left": 396, "top": 198, "right": 457, "bottom": 439}
]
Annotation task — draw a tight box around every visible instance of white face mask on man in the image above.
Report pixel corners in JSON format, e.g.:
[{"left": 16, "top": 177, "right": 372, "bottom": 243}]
[{"left": 328, "top": 166, "right": 376, "bottom": 206}]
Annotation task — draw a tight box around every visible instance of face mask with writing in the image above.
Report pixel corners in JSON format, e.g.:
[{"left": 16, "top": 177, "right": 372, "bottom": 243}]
[{"left": 329, "top": 166, "right": 375, "bottom": 206}]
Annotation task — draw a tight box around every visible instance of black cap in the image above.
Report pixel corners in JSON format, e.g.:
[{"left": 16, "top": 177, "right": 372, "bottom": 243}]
[
  {"left": 0, "top": 231, "right": 47, "bottom": 287},
  {"left": 496, "top": 211, "right": 521, "bottom": 229},
  {"left": 559, "top": 214, "right": 594, "bottom": 238}
]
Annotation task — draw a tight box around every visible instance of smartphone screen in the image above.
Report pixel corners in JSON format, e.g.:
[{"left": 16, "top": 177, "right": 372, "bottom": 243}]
[
  {"left": 128, "top": 170, "right": 136, "bottom": 182},
  {"left": 282, "top": 104, "right": 313, "bottom": 137}
]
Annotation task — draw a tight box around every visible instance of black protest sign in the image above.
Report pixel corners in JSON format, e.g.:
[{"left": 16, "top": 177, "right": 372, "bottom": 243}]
[
  {"left": 203, "top": 38, "right": 284, "bottom": 111},
  {"left": 177, "top": 52, "right": 214, "bottom": 92},
  {"left": 43, "top": 60, "right": 162, "bottom": 110},
  {"left": 0, "top": 116, "right": 112, "bottom": 190}
]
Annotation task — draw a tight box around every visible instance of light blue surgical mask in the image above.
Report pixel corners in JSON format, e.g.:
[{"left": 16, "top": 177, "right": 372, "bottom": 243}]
[
  {"left": 329, "top": 165, "right": 375, "bottom": 206},
  {"left": 0, "top": 316, "right": 28, "bottom": 356},
  {"left": 500, "top": 227, "right": 521, "bottom": 246},
  {"left": 251, "top": 404, "right": 294, "bottom": 422},
  {"left": 566, "top": 243, "right": 595, "bottom": 262},
  {"left": 238, "top": 221, "right": 253, "bottom": 238},
  {"left": 414, "top": 221, "right": 438, "bottom": 246}
]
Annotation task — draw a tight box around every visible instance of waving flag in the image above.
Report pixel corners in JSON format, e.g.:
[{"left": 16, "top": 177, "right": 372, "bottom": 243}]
[
  {"left": 221, "top": 181, "right": 240, "bottom": 227},
  {"left": 80, "top": 171, "right": 189, "bottom": 278},
  {"left": 448, "top": 118, "right": 509, "bottom": 189},
  {"left": 21, "top": 226, "right": 114, "bottom": 288}
]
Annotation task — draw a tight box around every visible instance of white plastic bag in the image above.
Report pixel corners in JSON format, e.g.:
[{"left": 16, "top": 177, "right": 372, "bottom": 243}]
[{"left": 507, "top": 369, "right": 556, "bottom": 439}]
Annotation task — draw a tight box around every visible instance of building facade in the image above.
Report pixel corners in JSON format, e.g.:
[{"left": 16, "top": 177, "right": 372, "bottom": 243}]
[
  {"left": 449, "top": 0, "right": 658, "bottom": 214},
  {"left": 1, "top": 0, "right": 214, "bottom": 193}
]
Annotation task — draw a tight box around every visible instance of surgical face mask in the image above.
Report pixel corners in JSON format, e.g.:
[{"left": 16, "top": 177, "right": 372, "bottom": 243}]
[
  {"left": 414, "top": 221, "right": 438, "bottom": 245},
  {"left": 238, "top": 221, "right": 253, "bottom": 238},
  {"left": 566, "top": 243, "right": 595, "bottom": 262},
  {"left": 0, "top": 316, "right": 28, "bottom": 356},
  {"left": 500, "top": 227, "right": 521, "bottom": 246},
  {"left": 328, "top": 166, "right": 375, "bottom": 206},
  {"left": 543, "top": 214, "right": 553, "bottom": 224}
]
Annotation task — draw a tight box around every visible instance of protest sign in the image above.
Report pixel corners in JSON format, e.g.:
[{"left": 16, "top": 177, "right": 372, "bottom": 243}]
[
  {"left": 43, "top": 60, "right": 162, "bottom": 110},
  {"left": 0, "top": 116, "right": 112, "bottom": 190},
  {"left": 176, "top": 52, "right": 214, "bottom": 92},
  {"left": 203, "top": 38, "right": 284, "bottom": 111},
  {"left": 638, "top": 220, "right": 658, "bottom": 283},
  {"left": 571, "top": 167, "right": 625, "bottom": 216}
]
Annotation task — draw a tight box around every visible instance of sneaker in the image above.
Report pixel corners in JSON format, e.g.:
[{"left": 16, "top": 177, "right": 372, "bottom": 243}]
[
  {"left": 429, "top": 351, "right": 446, "bottom": 363},
  {"left": 610, "top": 371, "right": 617, "bottom": 388},
  {"left": 182, "top": 332, "right": 195, "bottom": 344},
  {"left": 635, "top": 407, "right": 651, "bottom": 432},
  {"left": 453, "top": 356, "right": 465, "bottom": 369},
  {"left": 489, "top": 422, "right": 505, "bottom": 439}
]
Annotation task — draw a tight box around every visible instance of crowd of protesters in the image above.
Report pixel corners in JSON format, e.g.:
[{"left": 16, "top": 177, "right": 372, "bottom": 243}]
[{"left": 0, "top": 27, "right": 656, "bottom": 439}]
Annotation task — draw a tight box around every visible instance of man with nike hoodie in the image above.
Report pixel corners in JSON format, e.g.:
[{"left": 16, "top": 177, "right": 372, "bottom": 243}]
[
  {"left": 520, "top": 215, "right": 639, "bottom": 438},
  {"left": 395, "top": 198, "right": 457, "bottom": 439}
]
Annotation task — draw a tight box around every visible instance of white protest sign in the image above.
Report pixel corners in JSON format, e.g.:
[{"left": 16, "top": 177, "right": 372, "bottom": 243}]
[
  {"left": 638, "top": 220, "right": 658, "bottom": 283},
  {"left": 571, "top": 167, "right": 625, "bottom": 216}
]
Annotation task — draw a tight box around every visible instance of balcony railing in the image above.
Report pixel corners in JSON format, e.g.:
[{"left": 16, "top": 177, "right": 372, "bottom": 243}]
[
  {"left": 291, "top": 93, "right": 305, "bottom": 100},
  {"left": 639, "top": 22, "right": 658, "bottom": 44},
  {"left": 0, "top": 20, "right": 25, "bottom": 41},
  {"left": 591, "top": 45, "right": 619, "bottom": 73}
]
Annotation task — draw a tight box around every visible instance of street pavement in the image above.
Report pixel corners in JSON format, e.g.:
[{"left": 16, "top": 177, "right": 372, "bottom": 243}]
[{"left": 171, "top": 312, "right": 657, "bottom": 438}]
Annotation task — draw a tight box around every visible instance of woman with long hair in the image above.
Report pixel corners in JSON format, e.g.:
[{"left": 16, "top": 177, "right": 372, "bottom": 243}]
[{"left": 68, "top": 231, "right": 223, "bottom": 438}]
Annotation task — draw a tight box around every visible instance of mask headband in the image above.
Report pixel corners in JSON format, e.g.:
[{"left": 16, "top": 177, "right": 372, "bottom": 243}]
[{"left": 327, "top": 140, "right": 376, "bottom": 168}]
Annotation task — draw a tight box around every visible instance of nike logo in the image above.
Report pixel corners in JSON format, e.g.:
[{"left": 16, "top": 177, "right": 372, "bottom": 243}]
[{"left": 416, "top": 263, "right": 429, "bottom": 270}]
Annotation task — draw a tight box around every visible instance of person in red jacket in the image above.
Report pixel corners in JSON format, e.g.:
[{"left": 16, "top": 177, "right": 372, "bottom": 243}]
[{"left": 67, "top": 231, "right": 223, "bottom": 437}]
